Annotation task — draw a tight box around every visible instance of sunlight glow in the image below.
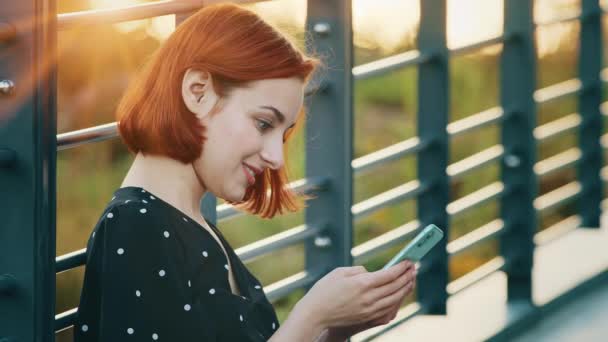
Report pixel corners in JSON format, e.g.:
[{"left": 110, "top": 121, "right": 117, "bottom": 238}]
[{"left": 87, "top": 0, "right": 579, "bottom": 56}]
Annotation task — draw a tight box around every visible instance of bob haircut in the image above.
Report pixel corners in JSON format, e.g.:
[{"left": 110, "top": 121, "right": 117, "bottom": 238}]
[{"left": 116, "top": 3, "right": 320, "bottom": 218}]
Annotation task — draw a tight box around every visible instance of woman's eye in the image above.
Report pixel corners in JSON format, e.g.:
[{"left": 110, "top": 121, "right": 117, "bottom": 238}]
[{"left": 256, "top": 119, "right": 273, "bottom": 132}]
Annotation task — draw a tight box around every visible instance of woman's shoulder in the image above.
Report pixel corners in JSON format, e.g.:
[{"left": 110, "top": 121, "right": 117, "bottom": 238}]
[{"left": 88, "top": 188, "right": 167, "bottom": 244}]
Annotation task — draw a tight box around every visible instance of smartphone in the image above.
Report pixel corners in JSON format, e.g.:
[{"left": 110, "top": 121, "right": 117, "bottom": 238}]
[{"left": 382, "top": 224, "right": 444, "bottom": 270}]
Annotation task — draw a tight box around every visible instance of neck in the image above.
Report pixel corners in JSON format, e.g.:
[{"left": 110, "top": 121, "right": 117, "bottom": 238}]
[{"left": 121, "top": 152, "right": 206, "bottom": 219}]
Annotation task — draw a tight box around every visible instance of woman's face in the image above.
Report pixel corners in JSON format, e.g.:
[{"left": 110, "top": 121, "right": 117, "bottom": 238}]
[{"left": 187, "top": 75, "right": 304, "bottom": 202}]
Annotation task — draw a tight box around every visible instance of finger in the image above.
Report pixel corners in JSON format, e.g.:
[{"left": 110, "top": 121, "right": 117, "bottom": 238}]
[
  {"left": 371, "top": 279, "right": 413, "bottom": 313},
  {"left": 361, "top": 260, "right": 414, "bottom": 288},
  {"left": 366, "top": 267, "right": 416, "bottom": 301},
  {"left": 343, "top": 265, "right": 368, "bottom": 277}
]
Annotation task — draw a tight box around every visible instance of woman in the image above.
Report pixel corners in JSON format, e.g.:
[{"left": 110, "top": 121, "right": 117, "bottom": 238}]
[{"left": 74, "top": 4, "right": 417, "bottom": 341}]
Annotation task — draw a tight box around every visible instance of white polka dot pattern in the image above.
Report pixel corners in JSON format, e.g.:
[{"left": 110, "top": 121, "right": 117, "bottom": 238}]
[
  {"left": 107, "top": 212, "right": 114, "bottom": 219},
  {"left": 136, "top": 290, "right": 141, "bottom": 297},
  {"left": 152, "top": 333, "right": 159, "bottom": 340},
  {"left": 140, "top": 208, "right": 147, "bottom": 214},
  {"left": 158, "top": 270, "right": 166, "bottom": 277},
  {"left": 184, "top": 304, "right": 191, "bottom": 311},
  {"left": 209, "top": 288, "right": 215, "bottom": 295},
  {"left": 81, "top": 324, "right": 88, "bottom": 332},
  {"left": 163, "top": 231, "right": 170, "bottom": 238},
  {"left": 202, "top": 251, "right": 208, "bottom": 257},
  {"left": 117, "top": 248, "right": 124, "bottom": 255},
  {"left": 127, "top": 328, "right": 134, "bottom": 334}
]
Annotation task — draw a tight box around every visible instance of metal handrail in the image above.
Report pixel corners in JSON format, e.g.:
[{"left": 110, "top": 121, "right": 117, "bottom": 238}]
[
  {"left": 57, "top": 0, "right": 261, "bottom": 31},
  {"left": 447, "top": 106, "right": 504, "bottom": 137},
  {"left": 534, "top": 113, "right": 581, "bottom": 143},
  {"left": 57, "top": 122, "right": 118, "bottom": 151},
  {"left": 352, "top": 137, "right": 422, "bottom": 175},
  {"left": 236, "top": 224, "right": 324, "bottom": 263},
  {"left": 449, "top": 35, "right": 504, "bottom": 57},
  {"left": 217, "top": 176, "right": 331, "bottom": 221},
  {"left": 447, "top": 145, "right": 504, "bottom": 181},
  {"left": 534, "top": 148, "right": 581, "bottom": 178},
  {"left": 447, "top": 219, "right": 505, "bottom": 256},
  {"left": 353, "top": 50, "right": 429, "bottom": 80},
  {"left": 534, "top": 181, "right": 581, "bottom": 214},
  {"left": 351, "top": 180, "right": 424, "bottom": 221},
  {"left": 352, "top": 220, "right": 421, "bottom": 265},
  {"left": 265, "top": 270, "right": 320, "bottom": 303},
  {"left": 534, "top": 78, "right": 581, "bottom": 104},
  {"left": 446, "top": 256, "right": 505, "bottom": 296},
  {"left": 534, "top": 12, "right": 581, "bottom": 27},
  {"left": 534, "top": 214, "right": 581, "bottom": 246},
  {"left": 447, "top": 181, "right": 504, "bottom": 218}
]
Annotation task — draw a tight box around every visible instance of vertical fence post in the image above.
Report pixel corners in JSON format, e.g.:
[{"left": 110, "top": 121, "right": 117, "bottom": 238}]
[
  {"left": 578, "top": 0, "right": 604, "bottom": 229},
  {"left": 416, "top": 0, "right": 449, "bottom": 314},
  {"left": 499, "top": 0, "right": 536, "bottom": 305},
  {"left": 0, "top": 0, "right": 57, "bottom": 340},
  {"left": 304, "top": 0, "right": 354, "bottom": 275}
]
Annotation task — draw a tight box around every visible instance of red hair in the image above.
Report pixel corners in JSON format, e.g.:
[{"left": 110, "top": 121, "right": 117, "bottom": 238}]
[{"left": 117, "top": 3, "right": 320, "bottom": 218}]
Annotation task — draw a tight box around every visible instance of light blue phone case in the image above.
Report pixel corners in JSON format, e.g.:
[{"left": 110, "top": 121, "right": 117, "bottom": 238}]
[{"left": 382, "top": 224, "right": 444, "bottom": 270}]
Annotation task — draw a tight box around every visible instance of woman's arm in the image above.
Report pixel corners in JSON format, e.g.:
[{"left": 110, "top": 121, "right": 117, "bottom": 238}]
[{"left": 267, "top": 301, "right": 326, "bottom": 342}]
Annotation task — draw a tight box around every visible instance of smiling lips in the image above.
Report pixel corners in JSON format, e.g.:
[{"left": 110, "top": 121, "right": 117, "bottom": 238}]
[{"left": 242, "top": 163, "right": 261, "bottom": 186}]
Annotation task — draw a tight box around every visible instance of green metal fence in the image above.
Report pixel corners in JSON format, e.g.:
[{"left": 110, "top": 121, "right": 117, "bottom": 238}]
[{"left": 1, "top": 0, "right": 607, "bottom": 341}]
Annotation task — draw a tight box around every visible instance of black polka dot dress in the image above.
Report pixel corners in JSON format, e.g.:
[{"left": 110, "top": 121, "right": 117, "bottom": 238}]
[{"left": 74, "top": 187, "right": 280, "bottom": 341}]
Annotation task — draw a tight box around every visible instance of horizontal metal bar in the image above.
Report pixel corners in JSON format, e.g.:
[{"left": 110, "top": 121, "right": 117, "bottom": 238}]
[
  {"left": 352, "top": 137, "right": 422, "bottom": 175},
  {"left": 448, "top": 35, "right": 504, "bottom": 57},
  {"left": 447, "top": 145, "right": 504, "bottom": 181},
  {"left": 55, "top": 248, "right": 86, "bottom": 273},
  {"left": 534, "top": 215, "right": 581, "bottom": 246},
  {"left": 236, "top": 224, "right": 323, "bottom": 264},
  {"left": 447, "top": 107, "right": 504, "bottom": 137},
  {"left": 534, "top": 148, "right": 581, "bottom": 178},
  {"left": 534, "top": 181, "right": 581, "bottom": 214},
  {"left": 58, "top": 0, "right": 260, "bottom": 30},
  {"left": 217, "top": 176, "right": 331, "bottom": 221},
  {"left": 602, "top": 101, "right": 608, "bottom": 117},
  {"left": 534, "top": 12, "right": 581, "bottom": 26},
  {"left": 534, "top": 79, "right": 581, "bottom": 104},
  {"left": 603, "top": 166, "right": 608, "bottom": 183},
  {"left": 352, "top": 220, "right": 421, "bottom": 265},
  {"left": 265, "top": 270, "right": 319, "bottom": 303},
  {"left": 447, "top": 181, "right": 504, "bottom": 218},
  {"left": 447, "top": 219, "right": 505, "bottom": 256},
  {"left": 446, "top": 256, "right": 505, "bottom": 296},
  {"left": 534, "top": 113, "right": 581, "bottom": 143},
  {"left": 56, "top": 222, "right": 325, "bottom": 274},
  {"left": 601, "top": 68, "right": 608, "bottom": 83},
  {"left": 352, "top": 180, "right": 424, "bottom": 221},
  {"left": 55, "top": 308, "right": 78, "bottom": 332},
  {"left": 57, "top": 122, "right": 118, "bottom": 151},
  {"left": 356, "top": 302, "right": 423, "bottom": 342},
  {"left": 353, "top": 50, "right": 428, "bottom": 80},
  {"left": 602, "top": 133, "right": 608, "bottom": 150}
]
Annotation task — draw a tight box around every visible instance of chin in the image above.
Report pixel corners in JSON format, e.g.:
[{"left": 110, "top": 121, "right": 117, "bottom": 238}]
[{"left": 224, "top": 188, "right": 247, "bottom": 203}]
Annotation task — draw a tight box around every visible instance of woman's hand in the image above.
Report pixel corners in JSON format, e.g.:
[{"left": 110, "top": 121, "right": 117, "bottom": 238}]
[
  {"left": 296, "top": 260, "right": 417, "bottom": 338},
  {"left": 324, "top": 264, "right": 417, "bottom": 341}
]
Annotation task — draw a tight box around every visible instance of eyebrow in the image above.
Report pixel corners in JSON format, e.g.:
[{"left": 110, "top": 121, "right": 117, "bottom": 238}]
[{"left": 259, "top": 106, "right": 295, "bottom": 128}]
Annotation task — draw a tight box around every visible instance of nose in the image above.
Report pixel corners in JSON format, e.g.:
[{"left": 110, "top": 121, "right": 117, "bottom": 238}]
[{"left": 260, "top": 139, "right": 284, "bottom": 170}]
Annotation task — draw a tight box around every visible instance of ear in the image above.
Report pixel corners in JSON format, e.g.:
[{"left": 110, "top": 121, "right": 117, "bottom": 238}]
[{"left": 181, "top": 68, "right": 218, "bottom": 119}]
